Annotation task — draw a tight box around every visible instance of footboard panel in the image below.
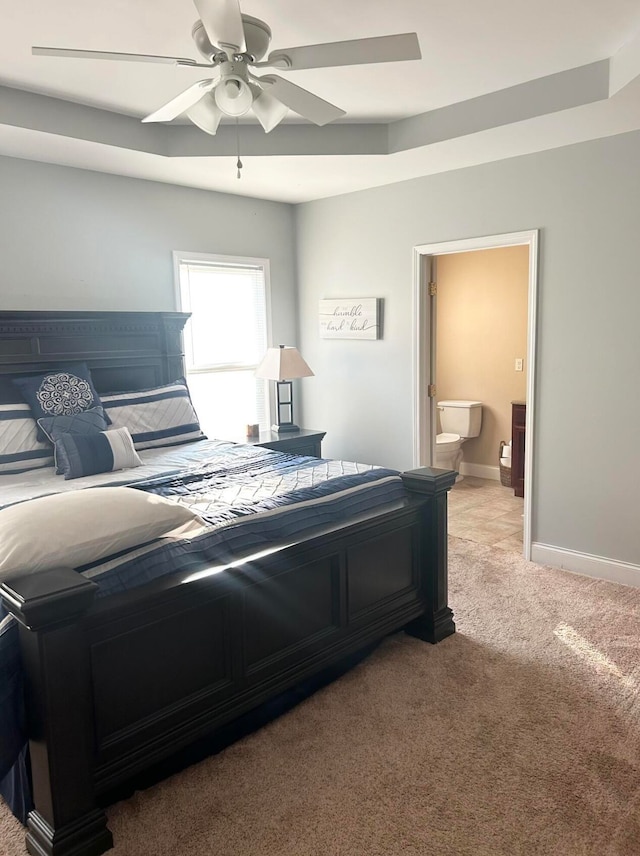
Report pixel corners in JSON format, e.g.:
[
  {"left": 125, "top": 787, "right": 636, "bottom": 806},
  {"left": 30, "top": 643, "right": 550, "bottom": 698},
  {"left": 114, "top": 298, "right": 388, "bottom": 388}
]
[
  {"left": 89, "top": 505, "right": 425, "bottom": 795},
  {"left": 91, "top": 588, "right": 236, "bottom": 750},
  {"left": 347, "top": 525, "right": 417, "bottom": 619},
  {"left": 243, "top": 554, "right": 341, "bottom": 674}
]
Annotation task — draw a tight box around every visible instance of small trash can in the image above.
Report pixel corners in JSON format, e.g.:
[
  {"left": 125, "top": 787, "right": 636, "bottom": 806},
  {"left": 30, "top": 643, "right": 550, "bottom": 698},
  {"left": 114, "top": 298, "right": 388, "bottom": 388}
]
[{"left": 499, "top": 441, "right": 512, "bottom": 487}]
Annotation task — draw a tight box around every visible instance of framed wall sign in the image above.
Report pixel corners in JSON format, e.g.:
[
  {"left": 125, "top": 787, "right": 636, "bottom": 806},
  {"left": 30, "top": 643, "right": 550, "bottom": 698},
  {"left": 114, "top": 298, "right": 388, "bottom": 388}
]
[{"left": 319, "top": 298, "right": 382, "bottom": 340}]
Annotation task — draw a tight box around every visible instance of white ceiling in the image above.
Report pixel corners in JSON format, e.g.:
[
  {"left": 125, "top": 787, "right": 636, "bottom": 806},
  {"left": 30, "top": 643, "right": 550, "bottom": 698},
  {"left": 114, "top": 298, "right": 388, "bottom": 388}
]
[{"left": 2, "top": 0, "right": 640, "bottom": 203}]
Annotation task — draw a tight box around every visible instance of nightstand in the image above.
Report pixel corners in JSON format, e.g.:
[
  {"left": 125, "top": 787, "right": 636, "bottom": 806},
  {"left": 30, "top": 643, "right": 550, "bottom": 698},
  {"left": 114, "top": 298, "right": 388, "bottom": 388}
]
[{"left": 241, "top": 428, "right": 326, "bottom": 458}]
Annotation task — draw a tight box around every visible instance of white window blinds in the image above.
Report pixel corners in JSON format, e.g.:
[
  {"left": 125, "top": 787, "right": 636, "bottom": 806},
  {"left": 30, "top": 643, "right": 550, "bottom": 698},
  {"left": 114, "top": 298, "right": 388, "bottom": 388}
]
[
  {"left": 179, "top": 261, "right": 269, "bottom": 371},
  {"left": 175, "top": 254, "right": 271, "bottom": 437}
]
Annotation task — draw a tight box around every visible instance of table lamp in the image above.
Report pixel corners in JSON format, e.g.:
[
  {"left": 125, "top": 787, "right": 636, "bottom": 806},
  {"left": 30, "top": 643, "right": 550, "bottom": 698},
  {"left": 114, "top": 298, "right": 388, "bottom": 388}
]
[{"left": 255, "top": 344, "right": 314, "bottom": 432}]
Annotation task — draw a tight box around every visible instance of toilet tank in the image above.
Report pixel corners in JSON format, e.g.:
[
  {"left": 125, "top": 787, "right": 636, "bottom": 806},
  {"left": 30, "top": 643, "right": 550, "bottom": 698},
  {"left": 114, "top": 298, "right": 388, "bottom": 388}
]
[{"left": 438, "top": 400, "right": 483, "bottom": 438}]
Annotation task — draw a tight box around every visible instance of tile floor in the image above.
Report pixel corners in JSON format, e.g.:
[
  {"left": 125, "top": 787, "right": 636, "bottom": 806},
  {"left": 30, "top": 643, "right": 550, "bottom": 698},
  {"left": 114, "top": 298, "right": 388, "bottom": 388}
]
[{"left": 448, "top": 476, "right": 524, "bottom": 553}]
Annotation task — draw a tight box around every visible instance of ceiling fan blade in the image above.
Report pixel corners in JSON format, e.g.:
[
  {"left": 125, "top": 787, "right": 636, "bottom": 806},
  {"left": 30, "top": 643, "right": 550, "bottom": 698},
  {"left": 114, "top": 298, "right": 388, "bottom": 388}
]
[
  {"left": 256, "top": 75, "right": 345, "bottom": 126},
  {"left": 264, "top": 32, "right": 421, "bottom": 71},
  {"left": 142, "top": 77, "right": 218, "bottom": 123},
  {"left": 32, "top": 46, "right": 198, "bottom": 66},
  {"left": 193, "top": 0, "right": 246, "bottom": 53}
]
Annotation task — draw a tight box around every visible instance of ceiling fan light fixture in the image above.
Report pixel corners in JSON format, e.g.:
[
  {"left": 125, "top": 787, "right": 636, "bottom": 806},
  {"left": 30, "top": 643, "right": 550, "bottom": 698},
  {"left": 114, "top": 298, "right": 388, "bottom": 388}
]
[
  {"left": 214, "top": 75, "right": 253, "bottom": 116},
  {"left": 32, "top": 1, "right": 423, "bottom": 138},
  {"left": 185, "top": 93, "right": 223, "bottom": 135},
  {"left": 252, "top": 87, "right": 288, "bottom": 132}
]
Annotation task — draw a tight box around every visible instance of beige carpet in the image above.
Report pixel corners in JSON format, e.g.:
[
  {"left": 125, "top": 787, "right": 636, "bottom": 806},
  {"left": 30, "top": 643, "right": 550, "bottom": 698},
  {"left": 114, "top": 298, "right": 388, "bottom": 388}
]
[{"left": 2, "top": 537, "right": 639, "bottom": 856}]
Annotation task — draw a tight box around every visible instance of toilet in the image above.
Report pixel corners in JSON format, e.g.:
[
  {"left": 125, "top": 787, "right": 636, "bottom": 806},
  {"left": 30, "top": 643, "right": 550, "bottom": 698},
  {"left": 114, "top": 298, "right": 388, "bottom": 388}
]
[{"left": 435, "top": 400, "right": 483, "bottom": 479}]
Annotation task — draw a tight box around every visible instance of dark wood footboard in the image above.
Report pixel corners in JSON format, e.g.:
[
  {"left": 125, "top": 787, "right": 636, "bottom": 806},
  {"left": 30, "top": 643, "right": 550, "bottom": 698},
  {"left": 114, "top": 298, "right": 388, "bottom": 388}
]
[{"left": 1, "top": 467, "right": 455, "bottom": 856}]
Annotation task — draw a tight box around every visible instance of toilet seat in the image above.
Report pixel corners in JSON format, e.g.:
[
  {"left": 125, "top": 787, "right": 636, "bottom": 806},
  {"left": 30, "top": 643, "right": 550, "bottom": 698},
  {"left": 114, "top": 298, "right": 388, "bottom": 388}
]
[{"left": 436, "top": 432, "right": 461, "bottom": 445}]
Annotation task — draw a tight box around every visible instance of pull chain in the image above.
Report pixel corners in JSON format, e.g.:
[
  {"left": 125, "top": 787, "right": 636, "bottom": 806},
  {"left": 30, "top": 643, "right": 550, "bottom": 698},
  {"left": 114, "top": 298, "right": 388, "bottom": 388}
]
[{"left": 235, "top": 118, "right": 243, "bottom": 179}]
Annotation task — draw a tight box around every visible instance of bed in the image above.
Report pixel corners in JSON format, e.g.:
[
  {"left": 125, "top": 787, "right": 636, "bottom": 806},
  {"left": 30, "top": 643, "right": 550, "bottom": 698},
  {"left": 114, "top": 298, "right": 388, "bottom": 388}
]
[{"left": 0, "top": 310, "right": 456, "bottom": 856}]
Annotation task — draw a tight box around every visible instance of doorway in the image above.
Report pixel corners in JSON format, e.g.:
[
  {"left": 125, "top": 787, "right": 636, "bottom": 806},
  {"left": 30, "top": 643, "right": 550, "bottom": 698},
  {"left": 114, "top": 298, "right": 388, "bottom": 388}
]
[{"left": 412, "top": 231, "right": 538, "bottom": 560}]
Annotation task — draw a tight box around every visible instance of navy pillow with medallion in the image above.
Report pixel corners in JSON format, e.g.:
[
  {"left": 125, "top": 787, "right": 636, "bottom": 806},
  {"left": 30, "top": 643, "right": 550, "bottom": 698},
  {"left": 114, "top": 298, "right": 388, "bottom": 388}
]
[{"left": 12, "top": 364, "right": 109, "bottom": 440}]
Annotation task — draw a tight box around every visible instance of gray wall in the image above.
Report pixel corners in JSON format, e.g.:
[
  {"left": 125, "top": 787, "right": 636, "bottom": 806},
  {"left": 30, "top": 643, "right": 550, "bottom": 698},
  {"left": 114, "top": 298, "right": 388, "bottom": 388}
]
[
  {"left": 3, "top": 137, "right": 638, "bottom": 568},
  {"left": 295, "top": 129, "right": 640, "bottom": 566},
  {"left": 0, "top": 157, "right": 297, "bottom": 346}
]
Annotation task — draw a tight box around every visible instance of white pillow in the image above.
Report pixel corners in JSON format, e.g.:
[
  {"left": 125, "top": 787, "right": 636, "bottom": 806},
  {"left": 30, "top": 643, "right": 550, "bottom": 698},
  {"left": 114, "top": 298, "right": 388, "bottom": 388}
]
[{"left": 0, "top": 487, "right": 207, "bottom": 582}]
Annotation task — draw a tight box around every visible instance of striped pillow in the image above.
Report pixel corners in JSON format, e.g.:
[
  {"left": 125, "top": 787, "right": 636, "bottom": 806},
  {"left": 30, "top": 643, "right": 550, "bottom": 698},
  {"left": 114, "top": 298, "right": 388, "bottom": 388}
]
[
  {"left": 54, "top": 427, "right": 142, "bottom": 480},
  {"left": 0, "top": 403, "right": 54, "bottom": 475},
  {"left": 101, "top": 380, "right": 206, "bottom": 451}
]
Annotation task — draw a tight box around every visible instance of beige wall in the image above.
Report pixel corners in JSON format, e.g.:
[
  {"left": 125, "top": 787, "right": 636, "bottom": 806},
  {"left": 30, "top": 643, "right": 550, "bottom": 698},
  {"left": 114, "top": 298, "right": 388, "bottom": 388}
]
[{"left": 436, "top": 246, "right": 528, "bottom": 470}]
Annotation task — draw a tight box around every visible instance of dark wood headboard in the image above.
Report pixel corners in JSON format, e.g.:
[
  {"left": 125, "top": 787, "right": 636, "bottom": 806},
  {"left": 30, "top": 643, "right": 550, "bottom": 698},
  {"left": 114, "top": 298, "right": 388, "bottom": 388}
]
[{"left": 0, "top": 311, "right": 190, "bottom": 403}]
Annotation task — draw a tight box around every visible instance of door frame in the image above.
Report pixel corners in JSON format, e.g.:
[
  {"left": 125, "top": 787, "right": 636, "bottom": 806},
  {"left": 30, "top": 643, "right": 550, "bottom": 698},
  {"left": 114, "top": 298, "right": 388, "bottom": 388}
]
[{"left": 412, "top": 230, "right": 539, "bottom": 560}]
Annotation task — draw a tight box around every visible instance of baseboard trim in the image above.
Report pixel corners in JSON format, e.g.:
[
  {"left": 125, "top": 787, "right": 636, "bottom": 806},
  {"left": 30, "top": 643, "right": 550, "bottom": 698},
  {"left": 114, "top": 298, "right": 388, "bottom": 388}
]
[
  {"left": 531, "top": 542, "right": 640, "bottom": 588},
  {"left": 459, "top": 462, "right": 500, "bottom": 481}
]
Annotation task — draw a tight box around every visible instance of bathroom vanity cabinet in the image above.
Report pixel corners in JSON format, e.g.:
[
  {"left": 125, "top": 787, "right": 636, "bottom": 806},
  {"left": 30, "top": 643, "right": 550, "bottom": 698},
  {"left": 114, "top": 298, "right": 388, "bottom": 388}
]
[{"left": 511, "top": 401, "right": 526, "bottom": 498}]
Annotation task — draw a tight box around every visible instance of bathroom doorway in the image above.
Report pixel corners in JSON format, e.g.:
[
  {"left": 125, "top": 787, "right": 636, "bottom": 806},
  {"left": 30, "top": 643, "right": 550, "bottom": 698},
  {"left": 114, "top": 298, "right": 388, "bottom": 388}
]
[{"left": 412, "top": 231, "right": 538, "bottom": 560}]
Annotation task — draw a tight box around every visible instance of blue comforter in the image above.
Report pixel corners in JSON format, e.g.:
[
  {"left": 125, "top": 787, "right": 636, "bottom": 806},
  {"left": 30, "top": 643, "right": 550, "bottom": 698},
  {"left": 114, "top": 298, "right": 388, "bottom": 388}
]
[{"left": 86, "top": 446, "right": 404, "bottom": 596}]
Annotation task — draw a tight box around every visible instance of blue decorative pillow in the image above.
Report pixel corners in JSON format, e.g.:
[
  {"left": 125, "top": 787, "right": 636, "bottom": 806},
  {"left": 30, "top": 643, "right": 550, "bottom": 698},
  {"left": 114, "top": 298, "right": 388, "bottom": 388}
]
[
  {"left": 54, "top": 427, "right": 143, "bottom": 480},
  {"left": 38, "top": 406, "right": 109, "bottom": 442},
  {"left": 37, "top": 406, "right": 109, "bottom": 474},
  {"left": 101, "top": 379, "right": 206, "bottom": 450},
  {"left": 12, "top": 363, "right": 109, "bottom": 439}
]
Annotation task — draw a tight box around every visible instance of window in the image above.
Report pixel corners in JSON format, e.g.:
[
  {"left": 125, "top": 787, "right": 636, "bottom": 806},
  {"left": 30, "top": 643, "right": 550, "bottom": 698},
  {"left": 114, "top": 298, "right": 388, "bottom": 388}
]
[{"left": 174, "top": 252, "right": 271, "bottom": 439}]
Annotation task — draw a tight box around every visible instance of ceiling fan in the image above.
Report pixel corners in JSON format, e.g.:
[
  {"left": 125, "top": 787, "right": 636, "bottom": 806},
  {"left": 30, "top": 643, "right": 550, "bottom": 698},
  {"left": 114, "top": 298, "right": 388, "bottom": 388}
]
[{"left": 32, "top": 0, "right": 422, "bottom": 135}]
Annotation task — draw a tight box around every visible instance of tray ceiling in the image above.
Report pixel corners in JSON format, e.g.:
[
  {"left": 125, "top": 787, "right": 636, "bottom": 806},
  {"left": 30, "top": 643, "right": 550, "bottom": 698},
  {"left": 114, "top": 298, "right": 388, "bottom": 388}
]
[{"left": 1, "top": 0, "right": 640, "bottom": 202}]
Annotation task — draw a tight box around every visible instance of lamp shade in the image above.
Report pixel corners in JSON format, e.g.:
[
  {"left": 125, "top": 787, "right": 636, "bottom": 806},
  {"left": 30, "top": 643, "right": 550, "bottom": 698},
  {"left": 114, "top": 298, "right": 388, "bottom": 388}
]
[
  {"left": 252, "top": 87, "right": 288, "bottom": 133},
  {"left": 186, "top": 93, "right": 223, "bottom": 135},
  {"left": 255, "top": 345, "right": 314, "bottom": 381},
  {"left": 214, "top": 76, "right": 253, "bottom": 117}
]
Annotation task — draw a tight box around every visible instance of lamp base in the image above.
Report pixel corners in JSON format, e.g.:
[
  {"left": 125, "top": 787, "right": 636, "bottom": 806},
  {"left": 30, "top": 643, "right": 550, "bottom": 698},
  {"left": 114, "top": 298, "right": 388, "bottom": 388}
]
[{"left": 272, "top": 423, "right": 300, "bottom": 433}]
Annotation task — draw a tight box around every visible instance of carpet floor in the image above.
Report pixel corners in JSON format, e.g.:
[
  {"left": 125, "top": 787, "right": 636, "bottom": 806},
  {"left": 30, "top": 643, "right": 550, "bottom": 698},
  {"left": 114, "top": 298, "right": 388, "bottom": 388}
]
[{"left": 1, "top": 537, "right": 639, "bottom": 856}]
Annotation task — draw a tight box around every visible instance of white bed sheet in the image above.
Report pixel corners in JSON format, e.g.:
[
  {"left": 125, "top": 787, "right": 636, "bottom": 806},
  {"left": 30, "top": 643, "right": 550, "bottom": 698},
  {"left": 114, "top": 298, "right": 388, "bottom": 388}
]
[{"left": 0, "top": 439, "right": 238, "bottom": 510}]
